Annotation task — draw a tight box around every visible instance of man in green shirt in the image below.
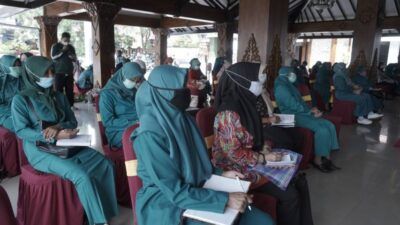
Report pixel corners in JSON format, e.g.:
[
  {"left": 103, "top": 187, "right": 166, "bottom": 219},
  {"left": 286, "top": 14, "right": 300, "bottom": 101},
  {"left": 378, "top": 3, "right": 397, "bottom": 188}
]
[{"left": 51, "top": 32, "right": 76, "bottom": 108}]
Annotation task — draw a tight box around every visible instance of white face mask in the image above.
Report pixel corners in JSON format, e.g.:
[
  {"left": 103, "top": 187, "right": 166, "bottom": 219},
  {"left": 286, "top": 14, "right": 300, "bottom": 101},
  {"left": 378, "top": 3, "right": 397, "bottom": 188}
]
[
  {"left": 36, "top": 77, "right": 54, "bottom": 89},
  {"left": 249, "top": 81, "right": 263, "bottom": 96},
  {"left": 193, "top": 65, "right": 200, "bottom": 70},
  {"left": 225, "top": 70, "right": 264, "bottom": 97},
  {"left": 288, "top": 73, "right": 297, "bottom": 83},
  {"left": 258, "top": 73, "right": 267, "bottom": 84},
  {"left": 123, "top": 79, "right": 136, "bottom": 89}
]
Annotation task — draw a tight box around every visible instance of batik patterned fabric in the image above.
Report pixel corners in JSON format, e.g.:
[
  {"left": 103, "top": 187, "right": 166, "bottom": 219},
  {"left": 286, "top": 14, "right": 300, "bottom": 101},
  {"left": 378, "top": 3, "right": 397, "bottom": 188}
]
[{"left": 212, "top": 110, "right": 261, "bottom": 183}]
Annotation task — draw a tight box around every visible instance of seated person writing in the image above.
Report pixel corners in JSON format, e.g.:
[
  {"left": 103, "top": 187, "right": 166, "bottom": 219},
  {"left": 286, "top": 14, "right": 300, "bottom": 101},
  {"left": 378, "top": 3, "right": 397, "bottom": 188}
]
[
  {"left": 274, "top": 67, "right": 340, "bottom": 173},
  {"left": 132, "top": 65, "right": 274, "bottom": 225},
  {"left": 333, "top": 63, "right": 383, "bottom": 125},
  {"left": 213, "top": 62, "right": 314, "bottom": 225},
  {"left": 12, "top": 56, "right": 118, "bottom": 225}
]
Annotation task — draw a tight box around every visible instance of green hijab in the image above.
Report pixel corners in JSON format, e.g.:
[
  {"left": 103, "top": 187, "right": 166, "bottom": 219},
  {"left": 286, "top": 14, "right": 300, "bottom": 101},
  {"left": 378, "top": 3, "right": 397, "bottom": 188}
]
[
  {"left": 132, "top": 65, "right": 212, "bottom": 185},
  {"left": 20, "top": 56, "right": 65, "bottom": 122},
  {"left": 0, "top": 55, "right": 18, "bottom": 75},
  {"left": 103, "top": 62, "right": 144, "bottom": 97}
]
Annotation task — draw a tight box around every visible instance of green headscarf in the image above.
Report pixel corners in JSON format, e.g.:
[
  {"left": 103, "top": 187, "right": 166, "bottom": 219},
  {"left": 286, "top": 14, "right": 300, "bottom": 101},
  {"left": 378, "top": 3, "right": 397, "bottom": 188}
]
[
  {"left": 190, "top": 58, "right": 201, "bottom": 69},
  {"left": 0, "top": 55, "right": 18, "bottom": 75},
  {"left": 103, "top": 62, "right": 144, "bottom": 97},
  {"left": 20, "top": 56, "right": 65, "bottom": 122},
  {"left": 132, "top": 65, "right": 212, "bottom": 185}
]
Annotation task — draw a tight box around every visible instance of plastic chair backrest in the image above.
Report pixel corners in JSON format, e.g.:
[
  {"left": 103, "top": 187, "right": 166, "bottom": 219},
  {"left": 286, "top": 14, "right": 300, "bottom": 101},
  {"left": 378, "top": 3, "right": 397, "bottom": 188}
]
[{"left": 122, "top": 124, "right": 141, "bottom": 225}]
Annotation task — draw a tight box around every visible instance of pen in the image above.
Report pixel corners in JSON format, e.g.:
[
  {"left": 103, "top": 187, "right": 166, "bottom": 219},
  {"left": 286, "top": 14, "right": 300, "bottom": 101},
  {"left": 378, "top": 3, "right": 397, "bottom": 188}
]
[{"left": 235, "top": 176, "right": 252, "bottom": 211}]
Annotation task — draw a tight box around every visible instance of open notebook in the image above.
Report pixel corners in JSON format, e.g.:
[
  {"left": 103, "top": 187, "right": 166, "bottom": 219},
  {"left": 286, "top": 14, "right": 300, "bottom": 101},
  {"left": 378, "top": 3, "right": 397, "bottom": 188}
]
[
  {"left": 56, "top": 134, "right": 92, "bottom": 147},
  {"left": 183, "top": 175, "right": 251, "bottom": 225}
]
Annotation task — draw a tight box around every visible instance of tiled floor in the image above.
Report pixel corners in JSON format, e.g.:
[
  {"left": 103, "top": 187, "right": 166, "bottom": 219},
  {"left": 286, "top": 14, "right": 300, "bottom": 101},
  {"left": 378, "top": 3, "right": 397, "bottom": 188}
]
[{"left": 2, "top": 100, "right": 400, "bottom": 225}]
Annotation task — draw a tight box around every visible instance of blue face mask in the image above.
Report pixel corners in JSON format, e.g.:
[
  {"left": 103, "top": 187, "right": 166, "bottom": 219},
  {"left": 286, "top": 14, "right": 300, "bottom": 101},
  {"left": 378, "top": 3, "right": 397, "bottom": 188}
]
[
  {"left": 123, "top": 78, "right": 136, "bottom": 89},
  {"left": 9, "top": 66, "right": 22, "bottom": 78},
  {"left": 288, "top": 73, "right": 297, "bottom": 83},
  {"left": 36, "top": 77, "right": 54, "bottom": 89}
]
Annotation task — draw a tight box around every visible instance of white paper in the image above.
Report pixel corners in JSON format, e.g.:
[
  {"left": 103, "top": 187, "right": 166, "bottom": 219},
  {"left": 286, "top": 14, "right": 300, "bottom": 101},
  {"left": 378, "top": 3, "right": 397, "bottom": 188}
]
[
  {"left": 183, "top": 175, "right": 251, "bottom": 225},
  {"left": 266, "top": 154, "right": 296, "bottom": 167},
  {"left": 272, "top": 114, "right": 295, "bottom": 127},
  {"left": 56, "top": 134, "right": 91, "bottom": 147}
]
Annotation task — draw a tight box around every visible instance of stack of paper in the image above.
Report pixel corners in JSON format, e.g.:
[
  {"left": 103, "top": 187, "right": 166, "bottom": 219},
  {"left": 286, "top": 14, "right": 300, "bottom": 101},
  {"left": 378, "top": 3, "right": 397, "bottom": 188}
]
[
  {"left": 56, "top": 134, "right": 92, "bottom": 147},
  {"left": 250, "top": 149, "right": 302, "bottom": 190},
  {"left": 266, "top": 154, "right": 296, "bottom": 167},
  {"left": 183, "top": 175, "right": 251, "bottom": 225},
  {"left": 271, "top": 114, "right": 295, "bottom": 128}
]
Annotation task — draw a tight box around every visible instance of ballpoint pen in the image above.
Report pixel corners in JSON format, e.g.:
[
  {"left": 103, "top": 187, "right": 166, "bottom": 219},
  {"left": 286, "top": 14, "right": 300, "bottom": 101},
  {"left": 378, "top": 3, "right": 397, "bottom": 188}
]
[{"left": 235, "top": 176, "right": 252, "bottom": 211}]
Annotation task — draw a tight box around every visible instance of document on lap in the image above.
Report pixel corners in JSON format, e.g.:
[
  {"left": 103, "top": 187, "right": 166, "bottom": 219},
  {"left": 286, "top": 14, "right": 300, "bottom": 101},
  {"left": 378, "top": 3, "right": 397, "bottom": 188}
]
[
  {"left": 56, "top": 134, "right": 92, "bottom": 147},
  {"left": 183, "top": 175, "right": 251, "bottom": 225},
  {"left": 271, "top": 114, "right": 295, "bottom": 127}
]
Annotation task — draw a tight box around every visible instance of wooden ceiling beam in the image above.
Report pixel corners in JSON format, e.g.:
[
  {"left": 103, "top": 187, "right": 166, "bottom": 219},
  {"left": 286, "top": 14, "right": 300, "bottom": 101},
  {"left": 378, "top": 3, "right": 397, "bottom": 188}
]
[
  {"left": 160, "top": 17, "right": 211, "bottom": 28},
  {"left": 289, "top": 16, "right": 400, "bottom": 33},
  {"left": 76, "top": 0, "right": 227, "bottom": 22},
  {"left": 383, "top": 16, "right": 400, "bottom": 29},
  {"left": 63, "top": 12, "right": 161, "bottom": 28},
  {"left": 289, "top": 20, "right": 355, "bottom": 33},
  {"left": 44, "top": 1, "right": 84, "bottom": 17}
]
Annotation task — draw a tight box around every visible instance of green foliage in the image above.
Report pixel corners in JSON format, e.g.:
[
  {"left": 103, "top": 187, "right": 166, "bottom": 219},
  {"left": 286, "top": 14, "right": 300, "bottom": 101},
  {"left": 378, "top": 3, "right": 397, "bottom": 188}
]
[{"left": 0, "top": 7, "right": 42, "bottom": 54}]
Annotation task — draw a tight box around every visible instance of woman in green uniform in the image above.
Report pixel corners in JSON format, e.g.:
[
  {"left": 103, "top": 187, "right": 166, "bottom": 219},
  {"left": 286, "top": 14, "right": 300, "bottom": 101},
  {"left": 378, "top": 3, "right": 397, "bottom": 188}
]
[
  {"left": 333, "top": 63, "right": 383, "bottom": 125},
  {"left": 0, "top": 55, "right": 24, "bottom": 131},
  {"left": 274, "top": 67, "right": 340, "bottom": 173},
  {"left": 11, "top": 56, "right": 118, "bottom": 225},
  {"left": 131, "top": 65, "right": 274, "bottom": 225},
  {"left": 313, "top": 62, "right": 332, "bottom": 109},
  {"left": 100, "top": 62, "right": 144, "bottom": 148}
]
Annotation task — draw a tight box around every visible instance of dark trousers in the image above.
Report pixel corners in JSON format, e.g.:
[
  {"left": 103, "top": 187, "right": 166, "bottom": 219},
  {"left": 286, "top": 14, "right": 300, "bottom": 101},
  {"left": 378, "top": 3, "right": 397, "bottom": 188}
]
[
  {"left": 55, "top": 73, "right": 74, "bottom": 107},
  {"left": 263, "top": 126, "right": 304, "bottom": 152},
  {"left": 254, "top": 174, "right": 314, "bottom": 225}
]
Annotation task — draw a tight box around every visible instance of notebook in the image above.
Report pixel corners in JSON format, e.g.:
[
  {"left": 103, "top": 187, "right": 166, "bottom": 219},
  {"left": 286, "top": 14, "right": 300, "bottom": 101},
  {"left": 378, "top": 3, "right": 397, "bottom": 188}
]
[
  {"left": 56, "top": 134, "right": 92, "bottom": 147},
  {"left": 183, "top": 175, "right": 251, "bottom": 225},
  {"left": 271, "top": 114, "right": 295, "bottom": 127}
]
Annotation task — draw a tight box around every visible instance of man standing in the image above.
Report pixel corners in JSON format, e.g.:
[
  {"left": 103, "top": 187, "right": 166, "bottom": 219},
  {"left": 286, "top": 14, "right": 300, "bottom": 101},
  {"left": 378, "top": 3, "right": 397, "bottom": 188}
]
[{"left": 51, "top": 32, "right": 76, "bottom": 108}]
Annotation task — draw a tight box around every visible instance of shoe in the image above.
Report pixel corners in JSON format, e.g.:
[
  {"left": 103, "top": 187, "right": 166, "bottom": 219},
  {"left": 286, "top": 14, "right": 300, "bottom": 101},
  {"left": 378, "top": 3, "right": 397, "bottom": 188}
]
[
  {"left": 311, "top": 161, "right": 332, "bottom": 173},
  {"left": 367, "top": 112, "right": 383, "bottom": 120},
  {"left": 322, "top": 158, "right": 341, "bottom": 170},
  {"left": 357, "top": 117, "right": 372, "bottom": 125}
]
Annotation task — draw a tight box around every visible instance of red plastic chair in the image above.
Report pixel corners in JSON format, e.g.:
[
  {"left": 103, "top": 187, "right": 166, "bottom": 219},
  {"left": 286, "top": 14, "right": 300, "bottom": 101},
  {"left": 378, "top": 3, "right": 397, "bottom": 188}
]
[
  {"left": 195, "top": 107, "right": 217, "bottom": 158},
  {"left": 0, "top": 185, "right": 17, "bottom": 225},
  {"left": 195, "top": 107, "right": 277, "bottom": 220},
  {"left": 122, "top": 124, "right": 141, "bottom": 225},
  {"left": 16, "top": 141, "right": 84, "bottom": 225},
  {"left": 0, "top": 127, "right": 20, "bottom": 178},
  {"left": 330, "top": 91, "right": 357, "bottom": 124},
  {"left": 97, "top": 113, "right": 131, "bottom": 207}
]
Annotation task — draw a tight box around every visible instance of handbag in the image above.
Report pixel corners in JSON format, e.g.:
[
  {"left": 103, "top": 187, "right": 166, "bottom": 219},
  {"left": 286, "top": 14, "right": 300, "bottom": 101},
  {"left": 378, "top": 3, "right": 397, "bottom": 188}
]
[{"left": 24, "top": 96, "right": 83, "bottom": 159}]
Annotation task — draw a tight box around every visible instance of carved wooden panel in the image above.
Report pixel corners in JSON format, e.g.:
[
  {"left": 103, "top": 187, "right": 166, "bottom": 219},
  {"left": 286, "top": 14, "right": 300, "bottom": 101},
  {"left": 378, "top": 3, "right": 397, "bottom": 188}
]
[
  {"left": 241, "top": 33, "right": 261, "bottom": 63},
  {"left": 266, "top": 35, "right": 282, "bottom": 90}
]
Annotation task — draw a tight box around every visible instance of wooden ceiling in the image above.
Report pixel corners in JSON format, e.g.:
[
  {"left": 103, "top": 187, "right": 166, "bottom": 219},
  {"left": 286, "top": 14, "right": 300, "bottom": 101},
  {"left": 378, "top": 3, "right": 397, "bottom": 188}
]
[{"left": 1, "top": 0, "right": 400, "bottom": 38}]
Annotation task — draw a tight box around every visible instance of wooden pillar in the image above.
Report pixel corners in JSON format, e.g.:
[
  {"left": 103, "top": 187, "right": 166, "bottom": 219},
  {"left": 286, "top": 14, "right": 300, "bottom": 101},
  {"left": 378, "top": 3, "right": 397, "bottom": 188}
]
[
  {"left": 36, "top": 16, "right": 61, "bottom": 58},
  {"left": 216, "top": 22, "right": 235, "bottom": 62},
  {"left": 237, "top": 0, "right": 289, "bottom": 64},
  {"left": 83, "top": 2, "right": 121, "bottom": 86},
  {"left": 351, "top": 0, "right": 385, "bottom": 65},
  {"left": 152, "top": 28, "right": 169, "bottom": 65},
  {"left": 330, "top": 38, "right": 337, "bottom": 63}
]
